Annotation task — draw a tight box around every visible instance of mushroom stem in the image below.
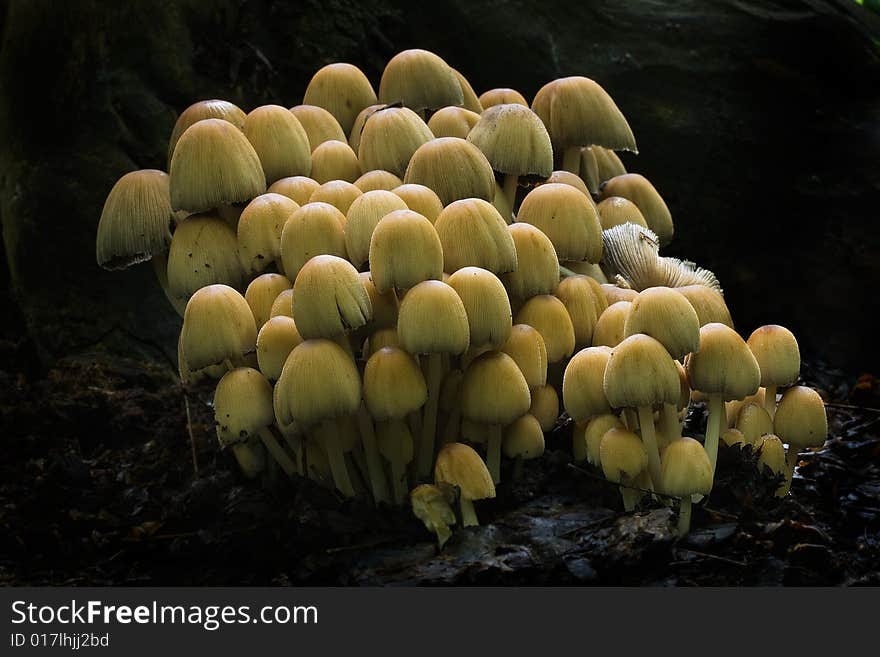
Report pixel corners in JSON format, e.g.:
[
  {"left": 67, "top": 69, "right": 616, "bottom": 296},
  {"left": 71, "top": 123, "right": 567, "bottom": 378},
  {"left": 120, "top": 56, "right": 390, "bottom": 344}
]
[
  {"left": 637, "top": 405, "right": 663, "bottom": 491},
  {"left": 441, "top": 405, "right": 461, "bottom": 446},
  {"left": 624, "top": 408, "right": 640, "bottom": 432},
  {"left": 460, "top": 495, "right": 479, "bottom": 527},
  {"left": 357, "top": 404, "right": 392, "bottom": 505},
  {"left": 416, "top": 352, "right": 443, "bottom": 480},
  {"left": 620, "top": 479, "right": 641, "bottom": 512},
  {"left": 315, "top": 419, "right": 356, "bottom": 498},
  {"left": 486, "top": 423, "right": 503, "bottom": 484},
  {"left": 390, "top": 458, "right": 408, "bottom": 506},
  {"left": 151, "top": 252, "right": 187, "bottom": 317},
  {"left": 677, "top": 496, "right": 693, "bottom": 536},
  {"left": 763, "top": 385, "right": 777, "bottom": 418},
  {"left": 704, "top": 393, "right": 723, "bottom": 478},
  {"left": 784, "top": 443, "right": 799, "bottom": 495},
  {"left": 660, "top": 403, "right": 681, "bottom": 443},
  {"left": 230, "top": 441, "right": 264, "bottom": 479},
  {"left": 562, "top": 145, "right": 581, "bottom": 175},
  {"left": 502, "top": 173, "right": 518, "bottom": 214},
  {"left": 258, "top": 427, "right": 297, "bottom": 477}
]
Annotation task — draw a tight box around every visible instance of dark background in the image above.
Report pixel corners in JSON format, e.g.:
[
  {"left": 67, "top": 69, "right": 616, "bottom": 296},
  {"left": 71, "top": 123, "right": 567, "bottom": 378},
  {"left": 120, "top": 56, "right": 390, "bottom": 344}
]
[{"left": 1, "top": 0, "right": 879, "bottom": 376}]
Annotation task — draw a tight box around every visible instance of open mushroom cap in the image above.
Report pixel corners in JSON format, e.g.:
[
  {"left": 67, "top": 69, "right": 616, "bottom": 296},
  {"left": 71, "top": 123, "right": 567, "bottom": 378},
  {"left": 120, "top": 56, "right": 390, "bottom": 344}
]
[
  {"left": 379, "top": 49, "right": 464, "bottom": 113},
  {"left": 392, "top": 183, "right": 444, "bottom": 224},
  {"left": 180, "top": 284, "right": 257, "bottom": 371},
  {"left": 659, "top": 436, "right": 713, "bottom": 497},
  {"left": 503, "top": 414, "right": 545, "bottom": 460},
  {"left": 467, "top": 103, "right": 553, "bottom": 179},
  {"left": 358, "top": 106, "right": 434, "bottom": 179},
  {"left": 501, "top": 324, "right": 549, "bottom": 389},
  {"left": 243, "top": 104, "right": 311, "bottom": 185},
  {"left": 427, "top": 106, "right": 481, "bottom": 139},
  {"left": 624, "top": 286, "right": 701, "bottom": 360},
  {"left": 563, "top": 346, "right": 614, "bottom": 422},
  {"left": 354, "top": 170, "right": 404, "bottom": 193},
  {"left": 167, "top": 213, "right": 245, "bottom": 302},
  {"left": 585, "top": 414, "right": 625, "bottom": 466},
  {"left": 514, "top": 295, "right": 576, "bottom": 363},
  {"left": 364, "top": 347, "right": 428, "bottom": 420},
  {"left": 303, "top": 62, "right": 378, "bottom": 136},
  {"left": 747, "top": 324, "right": 801, "bottom": 388},
  {"left": 267, "top": 175, "right": 320, "bottom": 206},
  {"left": 774, "top": 386, "right": 827, "bottom": 449},
  {"left": 434, "top": 198, "right": 518, "bottom": 275},
  {"left": 213, "top": 367, "right": 274, "bottom": 446},
  {"left": 517, "top": 183, "right": 603, "bottom": 263},
  {"left": 555, "top": 274, "right": 608, "bottom": 349},
  {"left": 599, "top": 174, "right": 672, "bottom": 246},
  {"left": 279, "top": 201, "right": 347, "bottom": 278},
  {"left": 461, "top": 351, "right": 531, "bottom": 425},
  {"left": 592, "top": 300, "right": 633, "bottom": 348},
  {"left": 397, "top": 280, "right": 470, "bottom": 355},
  {"left": 599, "top": 427, "right": 648, "bottom": 483},
  {"left": 369, "top": 209, "right": 444, "bottom": 293},
  {"left": 685, "top": 323, "right": 760, "bottom": 401},
  {"left": 604, "top": 333, "right": 680, "bottom": 409},
  {"left": 447, "top": 267, "right": 513, "bottom": 349},
  {"left": 167, "top": 99, "right": 246, "bottom": 167},
  {"left": 434, "top": 442, "right": 496, "bottom": 501},
  {"left": 403, "top": 137, "right": 496, "bottom": 206},
  {"left": 256, "top": 315, "right": 302, "bottom": 382},
  {"left": 289, "top": 104, "right": 347, "bottom": 151},
  {"left": 237, "top": 192, "right": 299, "bottom": 276},
  {"left": 292, "top": 255, "right": 372, "bottom": 339},
  {"left": 501, "top": 223, "right": 560, "bottom": 300}
]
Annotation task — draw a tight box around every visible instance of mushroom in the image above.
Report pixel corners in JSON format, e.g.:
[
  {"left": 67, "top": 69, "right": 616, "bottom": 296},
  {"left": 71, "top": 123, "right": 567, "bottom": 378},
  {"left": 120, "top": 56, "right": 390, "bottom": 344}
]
[
  {"left": 279, "top": 202, "right": 347, "bottom": 278},
  {"left": 756, "top": 434, "right": 788, "bottom": 496},
  {"left": 599, "top": 427, "right": 648, "bottom": 511},
  {"left": 167, "top": 99, "right": 246, "bottom": 167},
  {"left": 291, "top": 255, "right": 372, "bottom": 339},
  {"left": 592, "top": 301, "right": 633, "bottom": 348},
  {"left": 452, "top": 68, "right": 483, "bottom": 113},
  {"left": 501, "top": 223, "right": 560, "bottom": 300},
  {"left": 563, "top": 346, "right": 614, "bottom": 426},
  {"left": 410, "top": 483, "right": 457, "bottom": 548},
  {"left": 542, "top": 170, "right": 593, "bottom": 198},
  {"left": 735, "top": 402, "right": 774, "bottom": 446},
  {"left": 502, "top": 324, "right": 549, "bottom": 391},
  {"left": 434, "top": 443, "right": 496, "bottom": 527},
  {"left": 516, "top": 183, "right": 603, "bottom": 264},
  {"left": 529, "top": 385, "right": 559, "bottom": 432},
  {"left": 660, "top": 436, "right": 713, "bottom": 535},
  {"left": 746, "top": 325, "right": 801, "bottom": 417},
  {"left": 774, "top": 386, "right": 828, "bottom": 494},
  {"left": 434, "top": 199, "right": 518, "bottom": 275},
  {"left": 403, "top": 137, "right": 496, "bottom": 206},
  {"left": 391, "top": 183, "right": 444, "bottom": 224},
  {"left": 179, "top": 284, "right": 257, "bottom": 372},
  {"left": 236, "top": 192, "right": 299, "bottom": 277},
  {"left": 578, "top": 147, "right": 600, "bottom": 194},
  {"left": 303, "top": 63, "right": 378, "bottom": 136},
  {"left": 514, "top": 295, "right": 576, "bottom": 364},
  {"left": 269, "top": 288, "right": 294, "bottom": 319},
  {"left": 598, "top": 174, "right": 673, "bottom": 247},
  {"left": 378, "top": 49, "right": 464, "bottom": 118},
  {"left": 348, "top": 103, "right": 387, "bottom": 154},
  {"left": 591, "top": 146, "right": 627, "bottom": 182},
  {"left": 255, "top": 315, "right": 302, "bottom": 382},
  {"left": 479, "top": 88, "right": 529, "bottom": 109},
  {"left": 267, "top": 175, "right": 320, "bottom": 206},
  {"left": 554, "top": 274, "right": 608, "bottom": 349},
  {"left": 584, "top": 414, "right": 625, "bottom": 465},
  {"left": 309, "top": 140, "right": 362, "bottom": 184},
  {"left": 447, "top": 267, "right": 513, "bottom": 351},
  {"left": 244, "top": 273, "right": 292, "bottom": 330},
  {"left": 503, "top": 414, "right": 545, "bottom": 479},
  {"left": 353, "top": 170, "right": 404, "bottom": 193},
  {"left": 676, "top": 285, "right": 734, "bottom": 328},
  {"left": 427, "top": 106, "right": 481, "bottom": 139},
  {"left": 167, "top": 213, "right": 245, "bottom": 303},
  {"left": 243, "top": 105, "right": 311, "bottom": 185},
  {"left": 358, "top": 106, "right": 434, "bottom": 178},
  {"left": 289, "top": 104, "right": 347, "bottom": 151},
  {"left": 600, "top": 285, "right": 638, "bottom": 305},
  {"left": 597, "top": 196, "right": 648, "bottom": 231},
  {"left": 308, "top": 179, "right": 363, "bottom": 214},
  {"left": 358, "top": 272, "right": 400, "bottom": 334},
  {"left": 369, "top": 209, "right": 444, "bottom": 294}
]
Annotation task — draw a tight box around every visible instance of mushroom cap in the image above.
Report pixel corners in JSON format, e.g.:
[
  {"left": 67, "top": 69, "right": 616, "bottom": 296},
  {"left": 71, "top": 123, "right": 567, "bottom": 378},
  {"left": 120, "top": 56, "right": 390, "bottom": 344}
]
[
  {"left": 624, "top": 286, "right": 701, "bottom": 360},
  {"left": 411, "top": 482, "right": 457, "bottom": 524},
  {"left": 392, "top": 183, "right": 444, "bottom": 223},
  {"left": 675, "top": 361, "right": 691, "bottom": 410},
  {"left": 364, "top": 347, "right": 428, "bottom": 420},
  {"left": 676, "top": 285, "right": 734, "bottom": 328},
  {"left": 503, "top": 414, "right": 545, "bottom": 460},
  {"left": 308, "top": 179, "right": 363, "bottom": 215},
  {"left": 502, "top": 324, "right": 548, "bottom": 389},
  {"left": 353, "top": 169, "right": 404, "bottom": 193},
  {"left": 725, "top": 388, "right": 766, "bottom": 428},
  {"left": 180, "top": 284, "right": 257, "bottom": 371},
  {"left": 563, "top": 346, "right": 614, "bottom": 422},
  {"left": 447, "top": 267, "right": 513, "bottom": 349},
  {"left": 358, "top": 106, "right": 434, "bottom": 179},
  {"left": 685, "top": 323, "right": 760, "bottom": 401},
  {"left": 369, "top": 209, "right": 444, "bottom": 293},
  {"left": 427, "top": 106, "right": 481, "bottom": 139},
  {"left": 479, "top": 87, "right": 528, "bottom": 109},
  {"left": 592, "top": 146, "right": 627, "bottom": 181},
  {"left": 601, "top": 285, "right": 639, "bottom": 306},
  {"left": 599, "top": 427, "right": 648, "bottom": 483},
  {"left": 310, "top": 140, "right": 361, "bottom": 184},
  {"left": 720, "top": 427, "right": 748, "bottom": 448},
  {"left": 379, "top": 49, "right": 464, "bottom": 112},
  {"left": 461, "top": 351, "right": 531, "bottom": 425},
  {"left": 467, "top": 103, "right": 553, "bottom": 178},
  {"left": 167, "top": 213, "right": 245, "bottom": 302},
  {"left": 579, "top": 147, "right": 600, "bottom": 194},
  {"left": 604, "top": 333, "right": 680, "bottom": 408},
  {"left": 303, "top": 62, "right": 378, "bottom": 136},
  {"left": 237, "top": 192, "right": 299, "bottom": 275},
  {"left": 169, "top": 118, "right": 266, "bottom": 213},
  {"left": 292, "top": 255, "right": 372, "bottom": 339},
  {"left": 289, "top": 104, "right": 347, "bottom": 151},
  {"left": 167, "top": 99, "right": 246, "bottom": 167},
  {"left": 774, "top": 386, "right": 827, "bottom": 448},
  {"left": 555, "top": 274, "right": 608, "bottom": 348},
  {"left": 348, "top": 103, "right": 387, "bottom": 153},
  {"left": 598, "top": 173, "right": 673, "bottom": 246},
  {"left": 243, "top": 104, "right": 311, "bottom": 185},
  {"left": 600, "top": 222, "right": 662, "bottom": 291},
  {"left": 501, "top": 223, "right": 560, "bottom": 299},
  {"left": 592, "top": 301, "right": 633, "bottom": 348},
  {"left": 453, "top": 68, "right": 483, "bottom": 113},
  {"left": 434, "top": 442, "right": 496, "bottom": 501},
  {"left": 434, "top": 198, "right": 518, "bottom": 275},
  {"left": 585, "top": 414, "right": 625, "bottom": 466},
  {"left": 244, "top": 272, "right": 292, "bottom": 329},
  {"left": 267, "top": 175, "right": 320, "bottom": 206},
  {"left": 404, "top": 137, "right": 496, "bottom": 206},
  {"left": 397, "top": 280, "right": 470, "bottom": 355},
  {"left": 269, "top": 288, "right": 294, "bottom": 319},
  {"left": 735, "top": 402, "right": 774, "bottom": 445},
  {"left": 256, "top": 315, "right": 302, "bottom": 382},
  {"left": 757, "top": 434, "right": 787, "bottom": 477},
  {"left": 214, "top": 367, "right": 274, "bottom": 446},
  {"left": 543, "top": 170, "right": 592, "bottom": 198},
  {"left": 517, "top": 183, "right": 603, "bottom": 263},
  {"left": 597, "top": 196, "right": 648, "bottom": 230},
  {"left": 362, "top": 327, "right": 401, "bottom": 359},
  {"left": 345, "top": 190, "right": 408, "bottom": 267},
  {"left": 514, "top": 295, "right": 576, "bottom": 363},
  {"left": 529, "top": 384, "right": 560, "bottom": 432},
  {"left": 359, "top": 271, "right": 400, "bottom": 331},
  {"left": 279, "top": 201, "right": 347, "bottom": 278},
  {"left": 659, "top": 436, "right": 713, "bottom": 497},
  {"left": 747, "top": 324, "right": 801, "bottom": 388},
  {"left": 275, "top": 338, "right": 362, "bottom": 428},
  {"left": 96, "top": 169, "right": 173, "bottom": 270}
]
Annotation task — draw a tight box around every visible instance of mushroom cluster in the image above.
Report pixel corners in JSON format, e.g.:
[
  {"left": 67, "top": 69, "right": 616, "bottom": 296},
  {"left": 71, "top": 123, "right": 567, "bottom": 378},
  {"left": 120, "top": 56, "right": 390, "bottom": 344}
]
[{"left": 95, "top": 49, "right": 827, "bottom": 546}]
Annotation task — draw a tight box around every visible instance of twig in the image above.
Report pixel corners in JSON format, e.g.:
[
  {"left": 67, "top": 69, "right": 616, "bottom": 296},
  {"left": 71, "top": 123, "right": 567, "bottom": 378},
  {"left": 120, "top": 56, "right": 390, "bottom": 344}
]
[
  {"left": 825, "top": 402, "right": 880, "bottom": 414},
  {"left": 673, "top": 548, "right": 747, "bottom": 567}
]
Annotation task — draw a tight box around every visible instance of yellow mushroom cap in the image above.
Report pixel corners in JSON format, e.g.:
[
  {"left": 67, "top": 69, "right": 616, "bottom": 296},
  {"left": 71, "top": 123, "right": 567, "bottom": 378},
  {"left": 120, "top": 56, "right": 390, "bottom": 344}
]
[
  {"left": 180, "top": 284, "right": 257, "bottom": 371},
  {"left": 599, "top": 428, "right": 648, "bottom": 483},
  {"left": 598, "top": 173, "right": 673, "bottom": 246},
  {"left": 363, "top": 347, "right": 428, "bottom": 420},
  {"left": 279, "top": 201, "right": 347, "bottom": 278},
  {"left": 362, "top": 327, "right": 401, "bottom": 359},
  {"left": 379, "top": 49, "right": 464, "bottom": 112},
  {"left": 213, "top": 367, "right": 274, "bottom": 446},
  {"left": 467, "top": 103, "right": 553, "bottom": 178},
  {"left": 685, "top": 323, "right": 760, "bottom": 401},
  {"left": 503, "top": 414, "right": 545, "bottom": 460},
  {"left": 774, "top": 386, "right": 827, "bottom": 449},
  {"left": 579, "top": 147, "right": 600, "bottom": 194},
  {"left": 303, "top": 62, "right": 378, "bottom": 136},
  {"left": 555, "top": 274, "right": 608, "bottom": 349},
  {"left": 403, "top": 137, "right": 496, "bottom": 206},
  {"left": 677, "top": 285, "right": 734, "bottom": 329},
  {"left": 397, "top": 280, "right": 470, "bottom": 355},
  {"left": 256, "top": 315, "right": 302, "bottom": 382},
  {"left": 267, "top": 175, "right": 320, "bottom": 206},
  {"left": 514, "top": 295, "right": 576, "bottom": 363},
  {"left": 167, "top": 99, "right": 246, "bottom": 167},
  {"left": 597, "top": 196, "right": 648, "bottom": 230},
  {"left": 368, "top": 209, "right": 443, "bottom": 293},
  {"left": 601, "top": 285, "right": 639, "bottom": 306},
  {"left": 529, "top": 384, "right": 559, "bottom": 432},
  {"left": 592, "top": 300, "right": 633, "bottom": 348},
  {"left": 410, "top": 483, "right": 457, "bottom": 542},
  {"left": 245, "top": 272, "right": 292, "bottom": 329},
  {"left": 736, "top": 402, "right": 774, "bottom": 445},
  {"left": 289, "top": 104, "right": 347, "bottom": 151},
  {"left": 237, "top": 192, "right": 299, "bottom": 276},
  {"left": 659, "top": 436, "right": 713, "bottom": 497},
  {"left": 757, "top": 434, "right": 787, "bottom": 477},
  {"left": 434, "top": 442, "right": 496, "bottom": 501},
  {"left": 447, "top": 267, "right": 512, "bottom": 349},
  {"left": 543, "top": 170, "right": 592, "bottom": 198},
  {"left": 243, "top": 104, "right": 311, "bottom": 185},
  {"left": 592, "top": 146, "right": 627, "bottom": 182},
  {"left": 517, "top": 183, "right": 603, "bottom": 263},
  {"left": 453, "top": 68, "right": 483, "bottom": 113},
  {"left": 501, "top": 324, "right": 549, "bottom": 389},
  {"left": 747, "top": 325, "right": 801, "bottom": 388},
  {"left": 167, "top": 213, "right": 245, "bottom": 302},
  {"left": 563, "top": 346, "right": 613, "bottom": 422},
  {"left": 392, "top": 183, "right": 444, "bottom": 224},
  {"left": 292, "top": 255, "right": 372, "bottom": 339},
  {"left": 624, "top": 286, "right": 701, "bottom": 360},
  {"left": 348, "top": 103, "right": 386, "bottom": 153},
  {"left": 358, "top": 106, "right": 434, "bottom": 179},
  {"left": 269, "top": 288, "right": 294, "bottom": 319},
  {"left": 501, "top": 223, "right": 560, "bottom": 299},
  {"left": 310, "top": 140, "right": 361, "bottom": 184},
  {"left": 604, "top": 333, "right": 680, "bottom": 408},
  {"left": 434, "top": 198, "right": 518, "bottom": 275},
  {"left": 479, "top": 88, "right": 528, "bottom": 109},
  {"left": 720, "top": 428, "right": 748, "bottom": 448},
  {"left": 461, "top": 351, "right": 531, "bottom": 425},
  {"left": 427, "top": 106, "right": 481, "bottom": 139},
  {"left": 353, "top": 169, "right": 404, "bottom": 193},
  {"left": 585, "top": 414, "right": 625, "bottom": 466},
  {"left": 359, "top": 271, "right": 399, "bottom": 331},
  {"left": 308, "top": 179, "right": 363, "bottom": 214}
]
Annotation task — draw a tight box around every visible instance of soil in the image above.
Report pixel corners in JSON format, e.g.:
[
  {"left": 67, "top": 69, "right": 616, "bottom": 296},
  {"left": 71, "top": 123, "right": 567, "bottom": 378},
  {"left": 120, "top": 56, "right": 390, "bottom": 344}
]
[{"left": 1, "top": 345, "right": 877, "bottom": 586}]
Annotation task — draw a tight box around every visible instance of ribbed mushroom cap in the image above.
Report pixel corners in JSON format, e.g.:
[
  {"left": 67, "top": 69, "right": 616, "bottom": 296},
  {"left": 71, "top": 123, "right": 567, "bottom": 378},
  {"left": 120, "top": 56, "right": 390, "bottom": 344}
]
[
  {"left": 532, "top": 76, "right": 637, "bottom": 153},
  {"left": 96, "top": 169, "right": 173, "bottom": 270},
  {"left": 243, "top": 105, "right": 311, "bottom": 185},
  {"left": 245, "top": 273, "right": 292, "bottom": 329},
  {"left": 592, "top": 147, "right": 627, "bottom": 181},
  {"left": 180, "top": 284, "right": 257, "bottom": 371},
  {"left": 392, "top": 184, "right": 444, "bottom": 223},
  {"left": 736, "top": 402, "right": 774, "bottom": 445},
  {"left": 514, "top": 295, "right": 576, "bottom": 363},
  {"left": 303, "top": 63, "right": 378, "bottom": 135},
  {"left": 555, "top": 274, "right": 608, "bottom": 349},
  {"left": 502, "top": 324, "right": 548, "bottom": 389},
  {"left": 427, "top": 106, "right": 481, "bottom": 139},
  {"left": 368, "top": 209, "right": 443, "bottom": 293},
  {"left": 544, "top": 170, "right": 591, "bottom": 198},
  {"left": 592, "top": 301, "right": 633, "bottom": 348},
  {"left": 167, "top": 213, "right": 245, "bottom": 301},
  {"left": 169, "top": 118, "right": 266, "bottom": 213},
  {"left": 677, "top": 285, "right": 734, "bottom": 328},
  {"left": 601, "top": 285, "right": 638, "bottom": 306},
  {"left": 167, "top": 99, "right": 246, "bottom": 167},
  {"left": 604, "top": 333, "right": 680, "bottom": 409},
  {"left": 447, "top": 267, "right": 512, "bottom": 349},
  {"left": 624, "top": 287, "right": 701, "bottom": 360},
  {"left": 279, "top": 201, "right": 347, "bottom": 278},
  {"left": 237, "top": 193, "right": 299, "bottom": 276},
  {"left": 308, "top": 179, "right": 363, "bottom": 214},
  {"left": 379, "top": 49, "right": 464, "bottom": 113},
  {"left": 214, "top": 367, "right": 274, "bottom": 446},
  {"left": 517, "top": 183, "right": 602, "bottom": 262},
  {"left": 256, "top": 315, "right": 302, "bottom": 382},
  {"left": 579, "top": 147, "right": 600, "bottom": 193},
  {"left": 348, "top": 103, "right": 386, "bottom": 153},
  {"left": 362, "top": 327, "right": 401, "bottom": 359},
  {"left": 529, "top": 384, "right": 559, "bottom": 431},
  {"left": 404, "top": 137, "right": 496, "bottom": 206},
  {"left": 268, "top": 176, "right": 320, "bottom": 206},
  {"left": 601, "top": 222, "right": 662, "bottom": 292},
  {"left": 310, "top": 140, "right": 361, "bottom": 184},
  {"left": 461, "top": 351, "right": 531, "bottom": 425},
  {"left": 747, "top": 325, "right": 801, "bottom": 388},
  {"left": 467, "top": 103, "right": 553, "bottom": 179},
  {"left": 600, "top": 428, "right": 648, "bottom": 482},
  {"left": 503, "top": 415, "right": 545, "bottom": 460},
  {"left": 275, "top": 339, "right": 361, "bottom": 428},
  {"left": 345, "top": 190, "right": 409, "bottom": 269},
  {"left": 359, "top": 272, "right": 399, "bottom": 331},
  {"left": 479, "top": 88, "right": 528, "bottom": 109},
  {"left": 597, "top": 196, "right": 648, "bottom": 230},
  {"left": 435, "top": 198, "right": 518, "bottom": 275},
  {"left": 675, "top": 361, "right": 691, "bottom": 410},
  {"left": 269, "top": 288, "right": 294, "bottom": 319},
  {"left": 660, "top": 437, "right": 713, "bottom": 497},
  {"left": 292, "top": 255, "right": 372, "bottom": 339},
  {"left": 434, "top": 442, "right": 496, "bottom": 501},
  {"left": 563, "top": 346, "right": 613, "bottom": 421},
  {"left": 757, "top": 434, "right": 787, "bottom": 477},
  {"left": 289, "top": 104, "right": 347, "bottom": 151},
  {"left": 397, "top": 280, "right": 470, "bottom": 355},
  {"left": 725, "top": 388, "right": 766, "bottom": 428},
  {"left": 363, "top": 347, "right": 428, "bottom": 420},
  {"left": 358, "top": 106, "right": 434, "bottom": 178},
  {"left": 501, "top": 223, "right": 560, "bottom": 299},
  {"left": 685, "top": 323, "right": 760, "bottom": 401},
  {"left": 774, "top": 386, "right": 827, "bottom": 448},
  {"left": 585, "top": 414, "right": 625, "bottom": 466},
  {"left": 354, "top": 170, "right": 404, "bottom": 193},
  {"left": 599, "top": 174, "right": 673, "bottom": 246},
  {"left": 449, "top": 69, "right": 481, "bottom": 114}
]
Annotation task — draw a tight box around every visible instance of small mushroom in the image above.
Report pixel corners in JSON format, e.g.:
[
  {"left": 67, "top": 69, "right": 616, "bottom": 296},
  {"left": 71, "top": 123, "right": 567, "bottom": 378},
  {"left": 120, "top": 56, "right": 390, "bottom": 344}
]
[
  {"left": 503, "top": 414, "right": 545, "bottom": 480},
  {"left": 434, "top": 443, "right": 496, "bottom": 527},
  {"left": 303, "top": 63, "right": 378, "bottom": 136},
  {"left": 747, "top": 325, "right": 801, "bottom": 418},
  {"left": 289, "top": 104, "right": 346, "bottom": 151},
  {"left": 411, "top": 483, "right": 457, "bottom": 548},
  {"left": 243, "top": 105, "right": 311, "bottom": 185},
  {"left": 599, "top": 427, "right": 648, "bottom": 511},
  {"left": 660, "top": 436, "right": 713, "bottom": 535}
]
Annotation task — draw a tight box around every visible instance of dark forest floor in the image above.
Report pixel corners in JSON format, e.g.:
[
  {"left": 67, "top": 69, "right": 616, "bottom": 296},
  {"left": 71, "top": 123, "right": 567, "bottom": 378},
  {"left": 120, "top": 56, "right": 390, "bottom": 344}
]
[{"left": 1, "top": 343, "right": 878, "bottom": 586}]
